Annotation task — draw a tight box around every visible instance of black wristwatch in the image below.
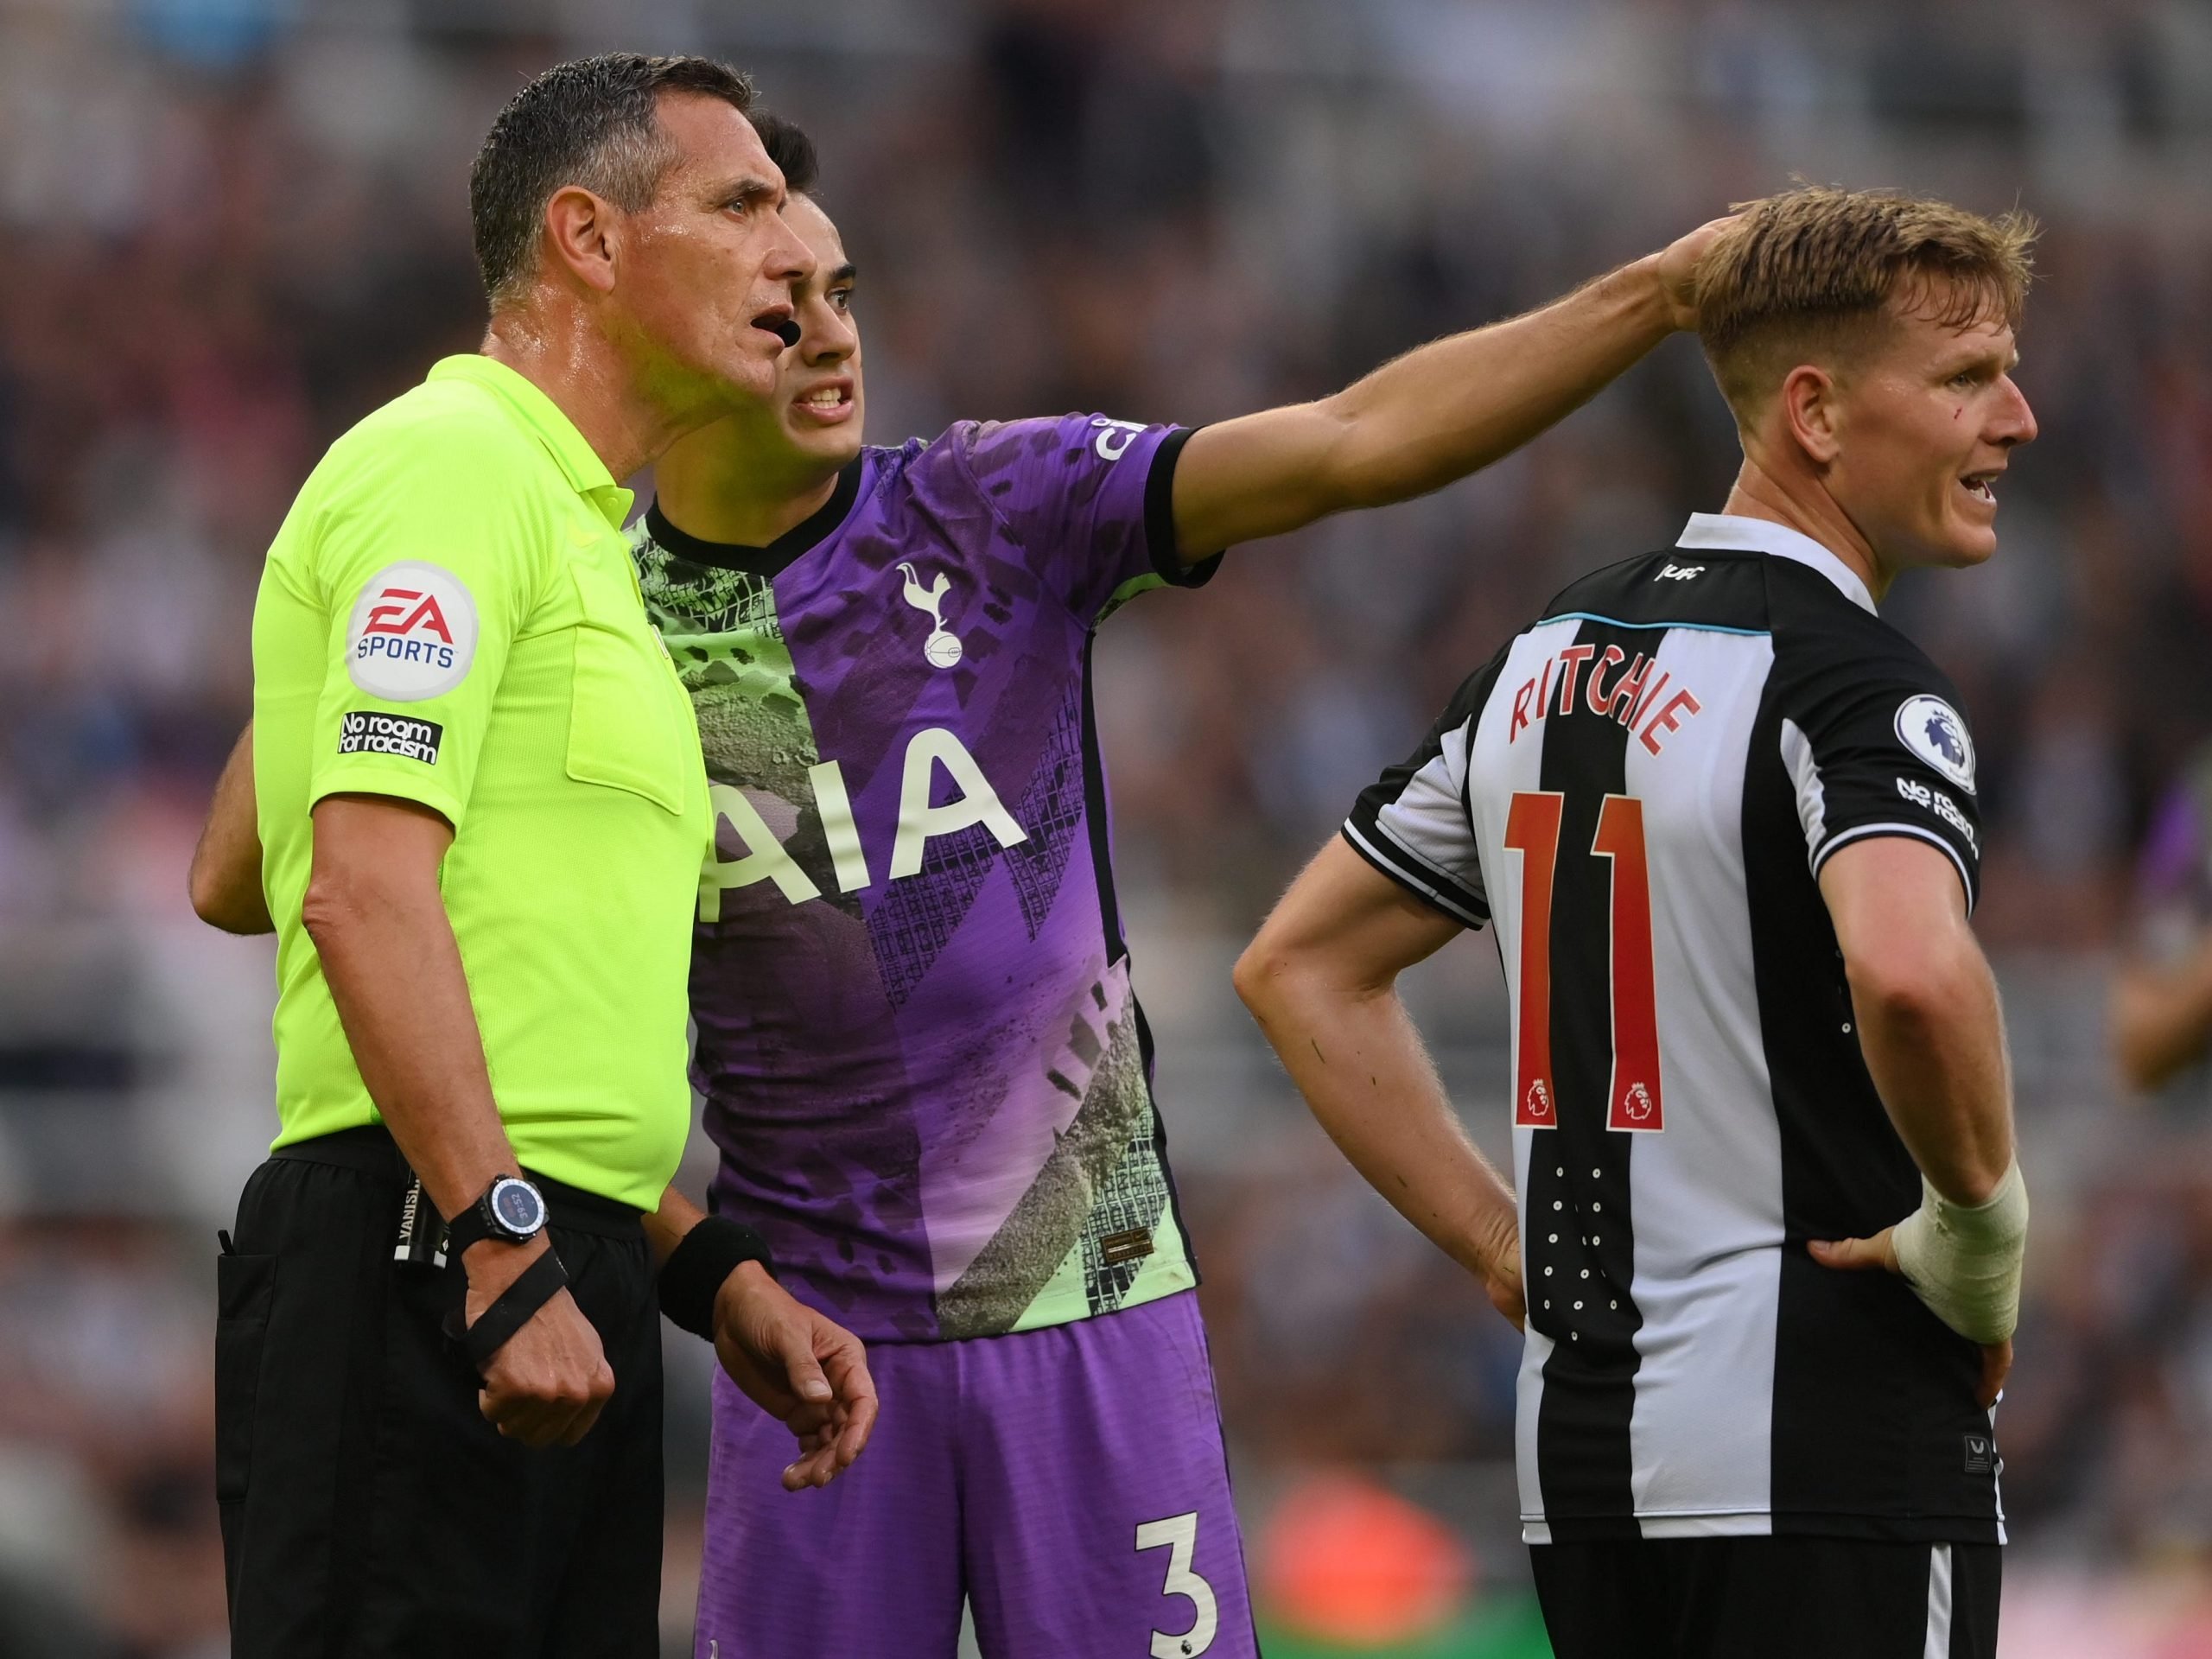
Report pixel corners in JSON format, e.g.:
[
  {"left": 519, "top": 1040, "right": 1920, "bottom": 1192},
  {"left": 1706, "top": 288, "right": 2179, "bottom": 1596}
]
[{"left": 445, "top": 1174, "right": 550, "bottom": 1255}]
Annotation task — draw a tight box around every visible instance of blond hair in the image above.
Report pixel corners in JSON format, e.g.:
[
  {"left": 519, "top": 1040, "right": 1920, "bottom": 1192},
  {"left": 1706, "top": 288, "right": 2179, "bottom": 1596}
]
[{"left": 1696, "top": 186, "right": 2037, "bottom": 423}]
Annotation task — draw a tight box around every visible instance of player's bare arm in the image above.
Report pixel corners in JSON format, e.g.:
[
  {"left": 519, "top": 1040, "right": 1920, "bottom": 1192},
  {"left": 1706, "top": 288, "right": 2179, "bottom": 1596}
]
[
  {"left": 1809, "top": 834, "right": 2024, "bottom": 1406},
  {"left": 1234, "top": 838, "right": 1523, "bottom": 1328},
  {"left": 643, "top": 1187, "right": 880, "bottom": 1491},
  {"left": 304, "top": 792, "right": 616, "bottom": 1447},
  {"left": 188, "top": 721, "right": 273, "bottom": 935},
  {"left": 2108, "top": 937, "right": 2212, "bottom": 1092},
  {"left": 1169, "top": 217, "right": 1732, "bottom": 560}
]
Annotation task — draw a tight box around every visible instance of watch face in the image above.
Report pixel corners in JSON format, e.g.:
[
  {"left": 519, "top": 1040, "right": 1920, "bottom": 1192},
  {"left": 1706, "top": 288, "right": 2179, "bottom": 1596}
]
[{"left": 490, "top": 1179, "right": 547, "bottom": 1236}]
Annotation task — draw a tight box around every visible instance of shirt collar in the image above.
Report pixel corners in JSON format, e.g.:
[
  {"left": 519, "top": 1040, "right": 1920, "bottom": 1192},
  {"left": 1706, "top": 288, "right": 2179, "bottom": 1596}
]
[
  {"left": 426, "top": 354, "right": 632, "bottom": 530},
  {"left": 1675, "top": 512, "right": 1877, "bottom": 614}
]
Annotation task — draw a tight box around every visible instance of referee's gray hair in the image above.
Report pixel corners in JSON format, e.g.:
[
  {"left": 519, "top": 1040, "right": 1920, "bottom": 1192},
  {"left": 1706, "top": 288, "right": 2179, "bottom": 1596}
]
[{"left": 470, "top": 53, "right": 756, "bottom": 308}]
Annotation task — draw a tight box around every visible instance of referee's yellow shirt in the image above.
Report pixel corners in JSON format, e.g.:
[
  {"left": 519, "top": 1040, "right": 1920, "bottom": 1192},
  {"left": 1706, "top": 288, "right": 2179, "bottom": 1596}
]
[{"left": 251, "top": 354, "right": 711, "bottom": 1210}]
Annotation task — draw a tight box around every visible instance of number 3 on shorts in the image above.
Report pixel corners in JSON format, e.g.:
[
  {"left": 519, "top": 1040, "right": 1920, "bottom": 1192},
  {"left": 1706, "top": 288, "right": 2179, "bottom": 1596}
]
[{"left": 1135, "top": 1511, "right": 1218, "bottom": 1657}]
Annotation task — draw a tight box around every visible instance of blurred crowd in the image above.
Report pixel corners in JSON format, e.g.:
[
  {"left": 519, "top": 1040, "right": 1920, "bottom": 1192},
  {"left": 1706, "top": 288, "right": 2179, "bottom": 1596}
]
[{"left": 8, "top": 0, "right": 2212, "bottom": 1650}]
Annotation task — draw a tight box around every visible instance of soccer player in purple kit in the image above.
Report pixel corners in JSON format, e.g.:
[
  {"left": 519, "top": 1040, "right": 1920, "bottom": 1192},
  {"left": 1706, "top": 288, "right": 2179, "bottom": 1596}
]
[{"left": 640, "top": 118, "right": 1723, "bottom": 1659}]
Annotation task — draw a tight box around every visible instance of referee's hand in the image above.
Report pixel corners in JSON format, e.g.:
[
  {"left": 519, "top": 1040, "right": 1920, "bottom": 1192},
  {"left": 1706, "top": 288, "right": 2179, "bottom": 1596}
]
[
  {"left": 712, "top": 1262, "right": 880, "bottom": 1491},
  {"left": 465, "top": 1236, "right": 617, "bottom": 1447},
  {"left": 1810, "top": 1230, "right": 2012, "bottom": 1410}
]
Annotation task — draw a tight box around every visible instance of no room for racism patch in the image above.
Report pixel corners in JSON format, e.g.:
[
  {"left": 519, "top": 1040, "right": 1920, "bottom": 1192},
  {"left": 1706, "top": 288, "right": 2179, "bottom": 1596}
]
[{"left": 338, "top": 711, "right": 443, "bottom": 765}]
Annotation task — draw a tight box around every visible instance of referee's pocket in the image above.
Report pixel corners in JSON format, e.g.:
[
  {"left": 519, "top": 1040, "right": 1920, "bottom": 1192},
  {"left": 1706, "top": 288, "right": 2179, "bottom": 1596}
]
[
  {"left": 565, "top": 557, "right": 693, "bottom": 814},
  {"left": 214, "top": 1250, "right": 278, "bottom": 1503}
]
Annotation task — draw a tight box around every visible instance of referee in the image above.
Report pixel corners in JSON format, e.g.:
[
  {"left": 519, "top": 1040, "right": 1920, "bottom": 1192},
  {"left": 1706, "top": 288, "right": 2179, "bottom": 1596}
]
[
  {"left": 192, "top": 56, "right": 875, "bottom": 1657},
  {"left": 1237, "top": 188, "right": 2036, "bottom": 1657}
]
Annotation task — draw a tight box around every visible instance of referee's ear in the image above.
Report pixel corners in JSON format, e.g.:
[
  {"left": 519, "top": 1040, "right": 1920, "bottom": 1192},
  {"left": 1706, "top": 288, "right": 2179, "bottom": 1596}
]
[{"left": 540, "top": 184, "right": 620, "bottom": 296}]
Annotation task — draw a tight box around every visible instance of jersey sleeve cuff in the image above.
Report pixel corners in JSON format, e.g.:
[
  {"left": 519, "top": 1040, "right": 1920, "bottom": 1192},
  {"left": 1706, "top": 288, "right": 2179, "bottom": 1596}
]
[
  {"left": 308, "top": 766, "right": 466, "bottom": 834},
  {"left": 1809, "top": 822, "right": 1977, "bottom": 914},
  {"left": 1145, "top": 427, "right": 1221, "bottom": 589},
  {"left": 1340, "top": 820, "right": 1489, "bottom": 930}
]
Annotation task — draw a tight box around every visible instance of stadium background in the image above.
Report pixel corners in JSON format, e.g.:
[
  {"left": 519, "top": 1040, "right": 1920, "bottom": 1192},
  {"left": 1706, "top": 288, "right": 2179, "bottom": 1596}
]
[{"left": 0, "top": 0, "right": 2203, "bottom": 1652}]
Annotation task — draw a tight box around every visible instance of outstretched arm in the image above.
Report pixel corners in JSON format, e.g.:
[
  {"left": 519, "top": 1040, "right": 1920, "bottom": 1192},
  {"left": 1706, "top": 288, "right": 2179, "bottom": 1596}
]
[
  {"left": 1234, "top": 838, "right": 1522, "bottom": 1326},
  {"left": 188, "top": 721, "right": 273, "bottom": 935},
  {"left": 1170, "top": 219, "right": 1728, "bottom": 561}
]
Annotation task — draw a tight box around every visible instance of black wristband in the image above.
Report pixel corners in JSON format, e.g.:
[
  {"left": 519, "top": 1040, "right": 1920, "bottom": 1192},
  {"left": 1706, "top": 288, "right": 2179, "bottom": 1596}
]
[
  {"left": 443, "top": 1247, "right": 569, "bottom": 1375},
  {"left": 659, "top": 1217, "right": 775, "bottom": 1340}
]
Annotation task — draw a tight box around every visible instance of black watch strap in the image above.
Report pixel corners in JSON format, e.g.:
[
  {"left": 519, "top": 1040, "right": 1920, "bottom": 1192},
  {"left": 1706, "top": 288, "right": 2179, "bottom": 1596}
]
[
  {"left": 445, "top": 1201, "right": 493, "bottom": 1257},
  {"left": 446, "top": 1175, "right": 543, "bottom": 1256},
  {"left": 443, "top": 1247, "right": 569, "bottom": 1375}
]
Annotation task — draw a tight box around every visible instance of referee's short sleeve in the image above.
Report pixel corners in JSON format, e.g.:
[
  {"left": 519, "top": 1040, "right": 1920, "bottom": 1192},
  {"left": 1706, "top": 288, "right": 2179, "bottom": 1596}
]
[
  {"left": 303, "top": 409, "right": 556, "bottom": 830},
  {"left": 1342, "top": 662, "right": 1493, "bottom": 931},
  {"left": 1777, "top": 653, "right": 1985, "bottom": 912}
]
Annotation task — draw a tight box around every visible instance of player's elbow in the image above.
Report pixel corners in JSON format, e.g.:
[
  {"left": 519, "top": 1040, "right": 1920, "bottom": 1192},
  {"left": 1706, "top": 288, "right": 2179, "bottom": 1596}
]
[
  {"left": 1232, "top": 934, "right": 1296, "bottom": 1021},
  {"left": 187, "top": 857, "right": 229, "bottom": 928},
  {"left": 297, "top": 868, "right": 354, "bottom": 951},
  {"left": 1303, "top": 397, "right": 1405, "bottom": 515},
  {"left": 299, "top": 857, "right": 386, "bottom": 952},
  {"left": 1236, "top": 926, "right": 1390, "bottom": 1039},
  {"left": 1843, "top": 935, "right": 1974, "bottom": 1039},
  {"left": 188, "top": 853, "right": 268, "bottom": 936},
  {"left": 1234, "top": 920, "right": 1347, "bottom": 1025},
  {"left": 188, "top": 878, "right": 246, "bottom": 935}
]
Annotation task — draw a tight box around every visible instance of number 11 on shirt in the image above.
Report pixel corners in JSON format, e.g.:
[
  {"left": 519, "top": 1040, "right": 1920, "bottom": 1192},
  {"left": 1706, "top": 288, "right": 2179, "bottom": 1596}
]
[{"left": 1503, "top": 791, "right": 1664, "bottom": 1134}]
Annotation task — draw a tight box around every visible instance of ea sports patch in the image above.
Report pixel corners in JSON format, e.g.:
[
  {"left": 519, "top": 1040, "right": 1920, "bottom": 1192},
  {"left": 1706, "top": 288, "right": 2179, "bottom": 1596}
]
[
  {"left": 346, "top": 562, "right": 478, "bottom": 701},
  {"left": 1894, "top": 694, "right": 1975, "bottom": 793},
  {"left": 338, "top": 711, "right": 443, "bottom": 765}
]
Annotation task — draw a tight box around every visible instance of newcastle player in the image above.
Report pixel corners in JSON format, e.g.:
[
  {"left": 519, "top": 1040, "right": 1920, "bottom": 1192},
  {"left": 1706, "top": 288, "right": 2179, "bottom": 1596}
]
[{"left": 1237, "top": 188, "right": 2036, "bottom": 1657}]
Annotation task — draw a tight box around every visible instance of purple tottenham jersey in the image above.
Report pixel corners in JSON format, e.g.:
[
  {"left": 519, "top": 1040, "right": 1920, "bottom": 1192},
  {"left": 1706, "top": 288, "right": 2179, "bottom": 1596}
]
[{"left": 632, "top": 415, "right": 1216, "bottom": 1342}]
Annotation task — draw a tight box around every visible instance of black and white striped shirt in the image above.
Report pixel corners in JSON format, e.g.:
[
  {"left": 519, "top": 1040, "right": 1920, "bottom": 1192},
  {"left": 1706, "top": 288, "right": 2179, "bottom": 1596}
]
[{"left": 1346, "top": 512, "right": 2003, "bottom": 1546}]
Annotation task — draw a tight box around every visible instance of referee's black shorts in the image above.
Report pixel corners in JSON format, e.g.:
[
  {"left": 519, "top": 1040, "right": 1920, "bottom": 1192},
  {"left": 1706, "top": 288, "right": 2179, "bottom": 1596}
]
[
  {"left": 215, "top": 1127, "right": 664, "bottom": 1659},
  {"left": 1531, "top": 1534, "right": 1999, "bottom": 1659}
]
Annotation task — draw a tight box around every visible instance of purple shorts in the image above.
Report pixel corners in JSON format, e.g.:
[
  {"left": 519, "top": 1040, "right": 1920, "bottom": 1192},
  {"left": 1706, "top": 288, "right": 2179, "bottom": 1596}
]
[{"left": 694, "top": 1289, "right": 1255, "bottom": 1659}]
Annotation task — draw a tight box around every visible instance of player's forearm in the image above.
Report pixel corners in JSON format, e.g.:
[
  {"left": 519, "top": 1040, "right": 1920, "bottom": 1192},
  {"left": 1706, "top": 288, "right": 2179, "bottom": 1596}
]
[
  {"left": 2109, "top": 944, "right": 2212, "bottom": 1092},
  {"left": 1242, "top": 967, "right": 1517, "bottom": 1279},
  {"left": 1847, "top": 931, "right": 2015, "bottom": 1205},
  {"left": 188, "top": 721, "right": 275, "bottom": 935},
  {"left": 1172, "top": 257, "right": 1675, "bottom": 556},
  {"left": 302, "top": 804, "right": 518, "bottom": 1224},
  {"left": 1319, "top": 255, "right": 1675, "bottom": 511}
]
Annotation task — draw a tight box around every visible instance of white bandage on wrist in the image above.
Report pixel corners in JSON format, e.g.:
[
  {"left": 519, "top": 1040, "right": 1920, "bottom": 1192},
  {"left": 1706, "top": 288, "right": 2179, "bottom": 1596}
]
[{"left": 1891, "top": 1161, "right": 2029, "bottom": 1345}]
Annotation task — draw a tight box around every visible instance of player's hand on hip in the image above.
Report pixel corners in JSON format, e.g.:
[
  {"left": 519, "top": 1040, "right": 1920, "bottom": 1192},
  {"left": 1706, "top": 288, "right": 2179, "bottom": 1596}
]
[
  {"left": 1484, "top": 1263, "right": 1527, "bottom": 1332},
  {"left": 711, "top": 1262, "right": 880, "bottom": 1491},
  {"left": 1651, "top": 214, "right": 1738, "bottom": 332},
  {"left": 467, "top": 1237, "right": 617, "bottom": 1448},
  {"left": 1809, "top": 1229, "right": 2011, "bottom": 1409},
  {"left": 1472, "top": 1210, "right": 1526, "bottom": 1331}
]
